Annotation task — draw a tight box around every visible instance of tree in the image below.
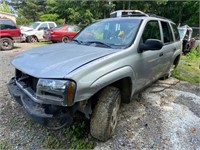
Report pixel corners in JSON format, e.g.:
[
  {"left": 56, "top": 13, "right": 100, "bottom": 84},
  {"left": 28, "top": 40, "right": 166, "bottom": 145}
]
[
  {"left": 0, "top": 0, "right": 14, "bottom": 13},
  {"left": 6, "top": 0, "right": 199, "bottom": 27}
]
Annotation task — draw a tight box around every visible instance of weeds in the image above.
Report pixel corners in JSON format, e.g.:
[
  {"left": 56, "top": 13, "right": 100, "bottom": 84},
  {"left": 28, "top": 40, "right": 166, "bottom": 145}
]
[
  {"left": 172, "top": 45, "right": 200, "bottom": 83},
  {"left": 0, "top": 139, "right": 11, "bottom": 150},
  {"left": 43, "top": 121, "right": 94, "bottom": 149}
]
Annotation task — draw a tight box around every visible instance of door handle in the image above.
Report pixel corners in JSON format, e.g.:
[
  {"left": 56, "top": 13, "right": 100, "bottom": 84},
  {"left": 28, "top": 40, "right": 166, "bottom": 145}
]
[{"left": 159, "top": 53, "right": 163, "bottom": 57}]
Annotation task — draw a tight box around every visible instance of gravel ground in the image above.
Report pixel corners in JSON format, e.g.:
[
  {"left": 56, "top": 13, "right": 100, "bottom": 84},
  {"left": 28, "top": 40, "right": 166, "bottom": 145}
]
[{"left": 0, "top": 43, "right": 200, "bottom": 149}]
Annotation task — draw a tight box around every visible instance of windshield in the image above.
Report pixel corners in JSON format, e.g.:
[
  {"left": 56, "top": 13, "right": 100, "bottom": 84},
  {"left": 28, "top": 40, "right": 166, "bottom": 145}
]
[
  {"left": 29, "top": 22, "right": 40, "bottom": 29},
  {"left": 74, "top": 18, "right": 141, "bottom": 48}
]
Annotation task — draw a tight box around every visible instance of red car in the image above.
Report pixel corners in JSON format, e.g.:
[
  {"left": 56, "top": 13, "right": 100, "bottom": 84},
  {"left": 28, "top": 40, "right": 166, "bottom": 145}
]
[
  {"left": 0, "top": 18, "right": 21, "bottom": 50},
  {"left": 43, "top": 24, "right": 80, "bottom": 43}
]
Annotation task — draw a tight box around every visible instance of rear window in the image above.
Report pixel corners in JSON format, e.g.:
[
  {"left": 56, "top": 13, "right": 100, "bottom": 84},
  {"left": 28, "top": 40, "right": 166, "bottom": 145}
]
[
  {"left": 68, "top": 26, "right": 80, "bottom": 32},
  {"left": 171, "top": 23, "right": 180, "bottom": 41},
  {"left": 49, "top": 23, "right": 56, "bottom": 29},
  {"left": 161, "top": 21, "right": 174, "bottom": 44},
  {"left": 0, "top": 19, "right": 17, "bottom": 30}
]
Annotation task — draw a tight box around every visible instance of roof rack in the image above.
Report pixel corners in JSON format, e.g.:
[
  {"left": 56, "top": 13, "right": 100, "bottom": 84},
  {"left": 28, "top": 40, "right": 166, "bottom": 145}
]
[
  {"left": 110, "top": 10, "right": 172, "bottom": 21},
  {"left": 148, "top": 14, "right": 171, "bottom": 21},
  {"left": 110, "top": 10, "right": 149, "bottom": 18}
]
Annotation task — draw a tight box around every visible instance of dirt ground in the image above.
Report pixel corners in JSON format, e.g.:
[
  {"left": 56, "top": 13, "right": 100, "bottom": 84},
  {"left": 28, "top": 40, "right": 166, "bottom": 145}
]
[{"left": 0, "top": 43, "right": 200, "bottom": 149}]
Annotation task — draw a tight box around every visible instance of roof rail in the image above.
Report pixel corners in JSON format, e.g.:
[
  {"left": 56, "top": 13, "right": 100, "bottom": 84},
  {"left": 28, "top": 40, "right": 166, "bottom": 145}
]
[
  {"left": 110, "top": 10, "right": 149, "bottom": 18},
  {"left": 148, "top": 14, "right": 171, "bottom": 21}
]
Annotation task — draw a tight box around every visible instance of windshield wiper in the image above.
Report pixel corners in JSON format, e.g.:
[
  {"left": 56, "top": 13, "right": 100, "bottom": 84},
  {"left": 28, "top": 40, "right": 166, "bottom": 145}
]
[
  {"left": 71, "top": 39, "right": 83, "bottom": 44},
  {"left": 86, "top": 41, "right": 112, "bottom": 48}
]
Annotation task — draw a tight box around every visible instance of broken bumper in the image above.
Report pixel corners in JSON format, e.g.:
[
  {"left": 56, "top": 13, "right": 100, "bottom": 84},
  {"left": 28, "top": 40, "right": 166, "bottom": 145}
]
[{"left": 8, "top": 77, "right": 73, "bottom": 129}]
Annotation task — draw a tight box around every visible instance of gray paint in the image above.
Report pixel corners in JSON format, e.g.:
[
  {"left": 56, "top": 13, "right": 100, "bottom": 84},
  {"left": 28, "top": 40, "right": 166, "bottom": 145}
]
[
  {"left": 12, "top": 43, "right": 119, "bottom": 78},
  {"left": 10, "top": 16, "right": 182, "bottom": 106}
]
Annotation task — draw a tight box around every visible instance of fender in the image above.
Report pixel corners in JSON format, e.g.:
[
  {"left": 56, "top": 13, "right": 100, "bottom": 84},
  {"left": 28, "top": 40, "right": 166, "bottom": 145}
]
[
  {"left": 21, "top": 30, "right": 37, "bottom": 36},
  {"left": 90, "top": 66, "right": 136, "bottom": 96},
  {"left": 0, "top": 33, "right": 13, "bottom": 38}
]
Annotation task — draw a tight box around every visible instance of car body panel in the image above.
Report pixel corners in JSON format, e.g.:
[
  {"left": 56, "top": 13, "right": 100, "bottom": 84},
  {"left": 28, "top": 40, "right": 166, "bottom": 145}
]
[
  {"left": 11, "top": 43, "right": 119, "bottom": 78},
  {"left": 21, "top": 21, "right": 57, "bottom": 41},
  {"left": 0, "top": 18, "right": 21, "bottom": 42},
  {"left": 43, "top": 25, "right": 80, "bottom": 42}
]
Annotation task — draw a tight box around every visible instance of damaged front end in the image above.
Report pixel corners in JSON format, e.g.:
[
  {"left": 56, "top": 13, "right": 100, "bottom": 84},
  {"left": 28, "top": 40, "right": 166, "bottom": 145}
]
[{"left": 8, "top": 70, "right": 91, "bottom": 130}]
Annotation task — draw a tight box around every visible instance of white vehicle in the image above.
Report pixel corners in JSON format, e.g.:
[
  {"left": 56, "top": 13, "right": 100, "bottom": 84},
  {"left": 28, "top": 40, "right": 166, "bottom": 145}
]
[{"left": 21, "top": 21, "right": 57, "bottom": 43}]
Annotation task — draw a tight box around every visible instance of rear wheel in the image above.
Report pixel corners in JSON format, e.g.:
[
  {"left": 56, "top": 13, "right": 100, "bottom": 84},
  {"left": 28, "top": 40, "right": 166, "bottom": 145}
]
[
  {"left": 90, "top": 86, "right": 121, "bottom": 141},
  {"left": 0, "top": 38, "right": 14, "bottom": 50},
  {"left": 27, "top": 35, "right": 38, "bottom": 43},
  {"left": 62, "top": 36, "right": 69, "bottom": 43}
]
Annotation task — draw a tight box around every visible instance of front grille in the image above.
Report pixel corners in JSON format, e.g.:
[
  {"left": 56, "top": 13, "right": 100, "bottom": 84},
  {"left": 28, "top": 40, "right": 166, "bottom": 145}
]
[{"left": 15, "top": 69, "right": 38, "bottom": 92}]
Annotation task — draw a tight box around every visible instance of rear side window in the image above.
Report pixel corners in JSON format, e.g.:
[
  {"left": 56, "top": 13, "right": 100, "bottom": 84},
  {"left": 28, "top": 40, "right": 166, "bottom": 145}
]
[
  {"left": 68, "top": 26, "right": 80, "bottom": 32},
  {"left": 38, "top": 23, "right": 48, "bottom": 30},
  {"left": 142, "top": 21, "right": 161, "bottom": 43},
  {"left": 161, "top": 21, "right": 173, "bottom": 43},
  {"left": 49, "top": 23, "right": 56, "bottom": 29},
  {"left": 171, "top": 23, "right": 180, "bottom": 41},
  {"left": 0, "top": 20, "right": 17, "bottom": 30}
]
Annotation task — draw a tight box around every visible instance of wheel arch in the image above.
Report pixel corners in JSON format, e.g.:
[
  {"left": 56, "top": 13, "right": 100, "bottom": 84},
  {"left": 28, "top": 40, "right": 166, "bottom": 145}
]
[
  {"left": 173, "top": 54, "right": 181, "bottom": 68},
  {"left": 27, "top": 35, "right": 38, "bottom": 42},
  {"left": 0, "top": 36, "right": 13, "bottom": 40},
  {"left": 88, "top": 67, "right": 134, "bottom": 109}
]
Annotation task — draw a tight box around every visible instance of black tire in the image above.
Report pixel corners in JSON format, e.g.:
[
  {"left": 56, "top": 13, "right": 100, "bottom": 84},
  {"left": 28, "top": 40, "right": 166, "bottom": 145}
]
[
  {"left": 27, "top": 35, "right": 38, "bottom": 43},
  {"left": 90, "top": 86, "right": 121, "bottom": 141},
  {"left": 62, "top": 36, "right": 69, "bottom": 43},
  {"left": 0, "top": 38, "right": 14, "bottom": 50}
]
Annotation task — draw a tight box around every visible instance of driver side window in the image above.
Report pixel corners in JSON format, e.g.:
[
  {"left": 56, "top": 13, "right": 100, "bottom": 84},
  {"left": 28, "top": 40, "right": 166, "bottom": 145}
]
[
  {"left": 38, "top": 23, "right": 48, "bottom": 30},
  {"left": 142, "top": 21, "right": 161, "bottom": 43}
]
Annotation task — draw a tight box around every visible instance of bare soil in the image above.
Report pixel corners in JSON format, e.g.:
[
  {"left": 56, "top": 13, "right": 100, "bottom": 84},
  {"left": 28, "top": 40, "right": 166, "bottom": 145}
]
[{"left": 0, "top": 43, "right": 200, "bottom": 149}]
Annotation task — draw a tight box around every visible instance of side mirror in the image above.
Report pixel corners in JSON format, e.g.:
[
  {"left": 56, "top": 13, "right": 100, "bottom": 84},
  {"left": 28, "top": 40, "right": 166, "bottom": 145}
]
[{"left": 139, "top": 39, "right": 163, "bottom": 53}]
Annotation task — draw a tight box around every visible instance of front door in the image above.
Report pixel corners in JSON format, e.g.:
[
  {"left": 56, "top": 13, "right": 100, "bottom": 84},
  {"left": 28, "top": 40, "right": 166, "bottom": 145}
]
[
  {"left": 134, "top": 20, "right": 163, "bottom": 90},
  {"left": 36, "top": 23, "right": 48, "bottom": 40}
]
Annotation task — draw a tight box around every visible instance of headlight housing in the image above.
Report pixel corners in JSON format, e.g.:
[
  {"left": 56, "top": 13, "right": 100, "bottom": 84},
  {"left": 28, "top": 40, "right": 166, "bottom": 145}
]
[{"left": 36, "top": 79, "right": 76, "bottom": 106}]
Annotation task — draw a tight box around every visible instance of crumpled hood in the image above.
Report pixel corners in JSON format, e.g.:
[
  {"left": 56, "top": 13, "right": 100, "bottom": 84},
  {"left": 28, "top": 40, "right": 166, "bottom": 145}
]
[
  {"left": 20, "top": 26, "right": 34, "bottom": 32},
  {"left": 12, "top": 43, "right": 118, "bottom": 78}
]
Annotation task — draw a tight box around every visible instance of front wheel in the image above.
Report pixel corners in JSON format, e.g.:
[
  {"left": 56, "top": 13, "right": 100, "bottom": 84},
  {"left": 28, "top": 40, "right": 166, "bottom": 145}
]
[
  {"left": 0, "top": 38, "right": 14, "bottom": 50},
  {"left": 90, "top": 86, "right": 121, "bottom": 141},
  {"left": 27, "top": 35, "right": 38, "bottom": 43}
]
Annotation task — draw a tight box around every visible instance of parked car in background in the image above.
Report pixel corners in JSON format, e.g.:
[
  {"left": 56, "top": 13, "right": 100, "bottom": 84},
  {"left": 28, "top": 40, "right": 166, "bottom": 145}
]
[
  {"left": 43, "top": 24, "right": 80, "bottom": 43},
  {"left": 178, "top": 25, "right": 196, "bottom": 55},
  {"left": 0, "top": 18, "right": 21, "bottom": 50},
  {"left": 20, "top": 21, "right": 57, "bottom": 43}
]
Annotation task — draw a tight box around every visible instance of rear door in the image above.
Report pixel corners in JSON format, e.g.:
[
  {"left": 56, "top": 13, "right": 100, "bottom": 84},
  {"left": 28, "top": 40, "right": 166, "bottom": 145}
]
[{"left": 159, "top": 21, "right": 176, "bottom": 74}]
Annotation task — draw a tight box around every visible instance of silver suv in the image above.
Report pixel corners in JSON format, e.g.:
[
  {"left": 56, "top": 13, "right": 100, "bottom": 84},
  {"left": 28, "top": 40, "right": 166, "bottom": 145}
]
[{"left": 8, "top": 10, "right": 181, "bottom": 141}]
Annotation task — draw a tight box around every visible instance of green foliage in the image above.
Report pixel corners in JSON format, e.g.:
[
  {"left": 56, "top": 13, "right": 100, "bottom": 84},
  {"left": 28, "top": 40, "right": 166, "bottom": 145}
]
[
  {"left": 7, "top": 0, "right": 199, "bottom": 26},
  {"left": 39, "top": 14, "right": 59, "bottom": 22},
  {"left": 172, "top": 45, "right": 200, "bottom": 83},
  {"left": 0, "top": 1, "right": 14, "bottom": 13},
  {"left": 67, "top": 122, "right": 94, "bottom": 150},
  {"left": 0, "top": 138, "right": 11, "bottom": 150},
  {"left": 43, "top": 121, "right": 94, "bottom": 149},
  {"left": 187, "top": 45, "right": 200, "bottom": 60}
]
